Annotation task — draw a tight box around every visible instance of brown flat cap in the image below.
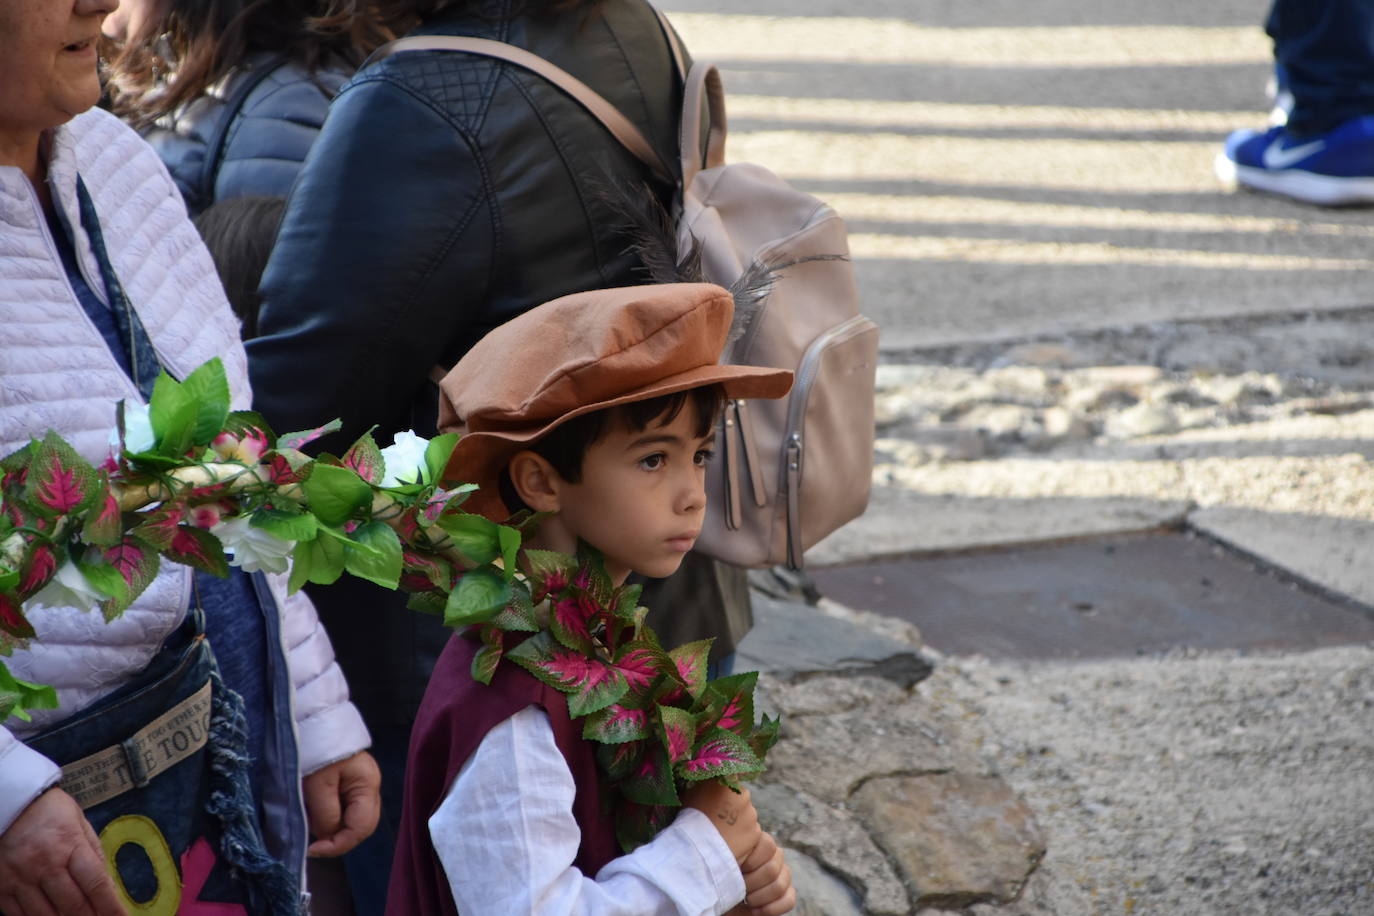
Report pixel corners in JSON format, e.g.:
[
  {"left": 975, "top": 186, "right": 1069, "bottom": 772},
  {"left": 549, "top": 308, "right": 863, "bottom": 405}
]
[{"left": 439, "top": 283, "right": 793, "bottom": 518}]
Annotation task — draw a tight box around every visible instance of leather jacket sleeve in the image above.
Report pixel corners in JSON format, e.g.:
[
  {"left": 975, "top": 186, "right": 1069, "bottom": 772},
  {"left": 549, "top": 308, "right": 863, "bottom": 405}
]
[{"left": 248, "top": 75, "right": 495, "bottom": 447}]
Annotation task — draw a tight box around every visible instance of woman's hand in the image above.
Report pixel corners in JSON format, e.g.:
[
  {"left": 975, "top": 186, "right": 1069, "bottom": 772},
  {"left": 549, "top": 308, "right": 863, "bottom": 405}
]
[
  {"left": 0, "top": 788, "right": 128, "bottom": 916},
  {"left": 302, "top": 750, "right": 381, "bottom": 857}
]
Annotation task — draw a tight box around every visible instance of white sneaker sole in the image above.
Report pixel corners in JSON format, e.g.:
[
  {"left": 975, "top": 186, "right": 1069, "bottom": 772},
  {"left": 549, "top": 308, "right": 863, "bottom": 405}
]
[{"left": 1215, "top": 152, "right": 1374, "bottom": 206}]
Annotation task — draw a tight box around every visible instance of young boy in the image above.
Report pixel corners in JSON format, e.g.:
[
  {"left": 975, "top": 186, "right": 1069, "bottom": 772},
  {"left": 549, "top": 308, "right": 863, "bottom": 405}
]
[{"left": 387, "top": 284, "right": 798, "bottom": 916}]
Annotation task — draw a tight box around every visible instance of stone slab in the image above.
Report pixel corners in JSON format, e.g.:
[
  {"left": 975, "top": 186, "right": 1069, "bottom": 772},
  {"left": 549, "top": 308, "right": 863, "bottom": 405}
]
[
  {"left": 736, "top": 587, "right": 933, "bottom": 685},
  {"left": 1189, "top": 506, "right": 1374, "bottom": 609},
  {"left": 852, "top": 773, "right": 1047, "bottom": 909},
  {"left": 806, "top": 486, "right": 1192, "bottom": 566},
  {"left": 784, "top": 847, "right": 865, "bottom": 916}
]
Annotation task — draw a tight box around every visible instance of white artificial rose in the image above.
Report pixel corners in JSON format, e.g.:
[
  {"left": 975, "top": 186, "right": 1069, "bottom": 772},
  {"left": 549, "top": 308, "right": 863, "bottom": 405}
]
[
  {"left": 29, "top": 560, "right": 113, "bottom": 613},
  {"left": 211, "top": 516, "right": 295, "bottom": 575},
  {"left": 380, "top": 430, "right": 431, "bottom": 487},
  {"left": 108, "top": 402, "right": 156, "bottom": 454}
]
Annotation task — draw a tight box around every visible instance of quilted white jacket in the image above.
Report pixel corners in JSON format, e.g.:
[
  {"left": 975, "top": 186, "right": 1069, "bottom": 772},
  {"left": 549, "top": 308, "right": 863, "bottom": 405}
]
[{"left": 0, "top": 107, "right": 369, "bottom": 836}]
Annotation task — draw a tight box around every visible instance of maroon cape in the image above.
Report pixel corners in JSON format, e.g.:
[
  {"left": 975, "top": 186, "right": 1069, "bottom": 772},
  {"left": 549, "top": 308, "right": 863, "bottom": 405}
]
[{"left": 386, "top": 631, "right": 620, "bottom": 915}]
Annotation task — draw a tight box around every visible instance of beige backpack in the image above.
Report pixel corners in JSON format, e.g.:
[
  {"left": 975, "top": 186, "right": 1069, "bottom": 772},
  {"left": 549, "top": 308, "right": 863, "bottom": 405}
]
[{"left": 380, "top": 15, "right": 879, "bottom": 570}]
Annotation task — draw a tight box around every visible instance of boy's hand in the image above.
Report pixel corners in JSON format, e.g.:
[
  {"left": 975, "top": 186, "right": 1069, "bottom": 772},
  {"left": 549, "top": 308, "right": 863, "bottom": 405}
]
[
  {"left": 682, "top": 781, "right": 761, "bottom": 864},
  {"left": 736, "top": 831, "right": 796, "bottom": 915}
]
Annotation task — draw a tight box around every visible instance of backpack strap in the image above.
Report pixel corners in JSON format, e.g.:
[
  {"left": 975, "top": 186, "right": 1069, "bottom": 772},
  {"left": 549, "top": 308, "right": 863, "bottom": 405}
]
[{"left": 367, "top": 35, "right": 675, "bottom": 184}]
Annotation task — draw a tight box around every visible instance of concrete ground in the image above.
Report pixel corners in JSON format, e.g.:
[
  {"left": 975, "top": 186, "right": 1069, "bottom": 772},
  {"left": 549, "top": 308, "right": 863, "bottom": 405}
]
[{"left": 668, "top": 0, "right": 1374, "bottom": 913}]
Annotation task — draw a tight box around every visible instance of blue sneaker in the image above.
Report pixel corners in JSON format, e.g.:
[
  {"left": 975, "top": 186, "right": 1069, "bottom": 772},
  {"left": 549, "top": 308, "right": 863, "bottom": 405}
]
[{"left": 1215, "top": 115, "right": 1374, "bottom": 206}]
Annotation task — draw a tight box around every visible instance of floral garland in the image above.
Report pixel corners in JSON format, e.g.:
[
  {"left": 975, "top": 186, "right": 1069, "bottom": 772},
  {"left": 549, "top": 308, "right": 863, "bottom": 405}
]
[{"left": 0, "top": 359, "right": 775, "bottom": 851}]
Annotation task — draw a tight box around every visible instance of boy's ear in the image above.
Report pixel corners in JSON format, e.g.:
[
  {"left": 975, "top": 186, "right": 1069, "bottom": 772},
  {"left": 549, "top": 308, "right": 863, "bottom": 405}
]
[{"left": 507, "top": 450, "right": 562, "bottom": 513}]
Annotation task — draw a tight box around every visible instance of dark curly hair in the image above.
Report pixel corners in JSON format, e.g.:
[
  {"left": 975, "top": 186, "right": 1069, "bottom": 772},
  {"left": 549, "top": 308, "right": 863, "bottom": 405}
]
[{"left": 104, "top": 0, "right": 394, "bottom": 128}]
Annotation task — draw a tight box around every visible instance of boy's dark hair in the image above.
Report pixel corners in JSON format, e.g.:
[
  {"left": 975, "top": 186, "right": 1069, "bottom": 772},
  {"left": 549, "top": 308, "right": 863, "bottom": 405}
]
[
  {"left": 499, "top": 384, "right": 724, "bottom": 513},
  {"left": 193, "top": 196, "right": 287, "bottom": 341}
]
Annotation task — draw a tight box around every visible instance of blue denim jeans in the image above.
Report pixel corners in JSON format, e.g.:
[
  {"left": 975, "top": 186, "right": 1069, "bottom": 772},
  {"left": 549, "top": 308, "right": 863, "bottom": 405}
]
[
  {"left": 23, "top": 605, "right": 302, "bottom": 915},
  {"left": 1268, "top": 0, "right": 1374, "bottom": 135}
]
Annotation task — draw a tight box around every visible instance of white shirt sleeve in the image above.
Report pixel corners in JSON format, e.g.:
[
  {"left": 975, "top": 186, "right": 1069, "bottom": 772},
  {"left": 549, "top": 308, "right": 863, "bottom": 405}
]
[{"left": 428, "top": 705, "right": 746, "bottom": 916}]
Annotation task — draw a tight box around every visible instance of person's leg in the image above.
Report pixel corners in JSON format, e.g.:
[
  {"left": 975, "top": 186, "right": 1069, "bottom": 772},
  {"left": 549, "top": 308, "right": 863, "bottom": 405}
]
[{"left": 1268, "top": 0, "right": 1374, "bottom": 137}]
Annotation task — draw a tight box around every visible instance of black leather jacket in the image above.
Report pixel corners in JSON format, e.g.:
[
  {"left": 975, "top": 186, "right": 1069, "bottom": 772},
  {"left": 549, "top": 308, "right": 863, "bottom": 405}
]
[{"left": 248, "top": 0, "right": 739, "bottom": 727}]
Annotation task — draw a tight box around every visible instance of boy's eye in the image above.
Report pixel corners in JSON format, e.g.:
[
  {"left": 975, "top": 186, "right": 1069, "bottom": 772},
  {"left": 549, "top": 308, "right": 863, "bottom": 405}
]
[
  {"left": 638, "top": 453, "right": 666, "bottom": 471},
  {"left": 694, "top": 448, "right": 715, "bottom": 466}
]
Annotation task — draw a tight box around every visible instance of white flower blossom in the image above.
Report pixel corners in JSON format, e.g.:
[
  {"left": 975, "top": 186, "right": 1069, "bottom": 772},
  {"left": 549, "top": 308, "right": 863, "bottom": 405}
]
[
  {"left": 108, "top": 403, "right": 156, "bottom": 454},
  {"left": 380, "top": 430, "right": 431, "bottom": 487},
  {"left": 211, "top": 516, "right": 295, "bottom": 574},
  {"left": 29, "top": 560, "right": 113, "bottom": 613}
]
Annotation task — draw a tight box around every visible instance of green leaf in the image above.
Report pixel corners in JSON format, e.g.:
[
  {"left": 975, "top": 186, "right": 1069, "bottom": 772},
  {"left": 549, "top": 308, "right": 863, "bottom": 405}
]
[
  {"left": 497, "top": 525, "right": 521, "bottom": 581},
  {"left": 489, "top": 583, "right": 539, "bottom": 632},
  {"left": 0, "top": 659, "right": 58, "bottom": 724},
  {"left": 406, "top": 590, "right": 447, "bottom": 617},
  {"left": 148, "top": 372, "right": 197, "bottom": 457},
  {"left": 424, "top": 432, "right": 459, "bottom": 486},
  {"left": 81, "top": 485, "right": 123, "bottom": 547},
  {"left": 444, "top": 568, "right": 512, "bottom": 628},
  {"left": 180, "top": 358, "right": 231, "bottom": 446},
  {"left": 747, "top": 713, "right": 782, "bottom": 759},
  {"left": 76, "top": 555, "right": 129, "bottom": 613},
  {"left": 522, "top": 548, "right": 577, "bottom": 602},
  {"left": 344, "top": 521, "right": 402, "bottom": 590},
  {"left": 251, "top": 508, "right": 319, "bottom": 543},
  {"left": 656, "top": 705, "right": 698, "bottom": 763},
  {"left": 614, "top": 801, "right": 676, "bottom": 855},
  {"left": 291, "top": 532, "right": 345, "bottom": 591},
  {"left": 435, "top": 513, "right": 501, "bottom": 566},
  {"left": 301, "top": 463, "right": 373, "bottom": 526}
]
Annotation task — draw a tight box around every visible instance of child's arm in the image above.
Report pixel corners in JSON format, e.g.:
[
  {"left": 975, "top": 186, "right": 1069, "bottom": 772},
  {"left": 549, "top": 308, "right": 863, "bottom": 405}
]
[{"left": 429, "top": 706, "right": 747, "bottom": 915}]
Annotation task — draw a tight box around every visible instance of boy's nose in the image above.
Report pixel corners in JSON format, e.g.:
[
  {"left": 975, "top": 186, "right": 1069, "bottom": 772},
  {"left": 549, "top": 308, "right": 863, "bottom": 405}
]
[{"left": 676, "top": 470, "right": 706, "bottom": 515}]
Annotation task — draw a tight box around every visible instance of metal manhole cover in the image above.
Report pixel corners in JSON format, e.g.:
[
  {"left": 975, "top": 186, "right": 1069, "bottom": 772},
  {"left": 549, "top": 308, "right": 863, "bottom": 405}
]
[{"left": 809, "top": 531, "right": 1374, "bottom": 659}]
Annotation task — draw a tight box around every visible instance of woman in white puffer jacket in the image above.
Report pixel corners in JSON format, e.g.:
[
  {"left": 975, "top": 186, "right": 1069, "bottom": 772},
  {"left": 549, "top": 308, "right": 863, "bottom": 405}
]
[{"left": 0, "top": 2, "right": 379, "bottom": 914}]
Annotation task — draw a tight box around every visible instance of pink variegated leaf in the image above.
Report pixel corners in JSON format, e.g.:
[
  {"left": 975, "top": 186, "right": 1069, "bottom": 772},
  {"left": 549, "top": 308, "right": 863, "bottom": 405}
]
[
  {"left": 611, "top": 583, "right": 643, "bottom": 622},
  {"left": 264, "top": 453, "right": 305, "bottom": 486},
  {"left": 101, "top": 538, "right": 159, "bottom": 619},
  {"left": 471, "top": 624, "right": 504, "bottom": 685},
  {"left": 615, "top": 801, "right": 676, "bottom": 854},
  {"left": 619, "top": 745, "right": 679, "bottom": 807},
  {"left": 700, "top": 671, "right": 758, "bottom": 736},
  {"left": 0, "top": 592, "right": 35, "bottom": 639},
  {"left": 571, "top": 542, "right": 614, "bottom": 606},
  {"left": 342, "top": 433, "right": 384, "bottom": 485},
  {"left": 550, "top": 594, "right": 599, "bottom": 655},
  {"left": 162, "top": 526, "right": 229, "bottom": 579},
  {"left": 23, "top": 432, "right": 98, "bottom": 518},
  {"left": 655, "top": 705, "right": 698, "bottom": 764},
  {"left": 402, "top": 549, "right": 452, "bottom": 591},
  {"left": 276, "top": 418, "right": 342, "bottom": 451},
  {"left": 613, "top": 641, "right": 672, "bottom": 698},
  {"left": 670, "top": 639, "right": 712, "bottom": 701},
  {"left": 582, "top": 703, "right": 650, "bottom": 744},
  {"left": 18, "top": 544, "right": 58, "bottom": 598},
  {"left": 132, "top": 505, "right": 187, "bottom": 550},
  {"left": 81, "top": 483, "right": 123, "bottom": 547},
  {"left": 596, "top": 738, "right": 648, "bottom": 781},
  {"left": 507, "top": 631, "right": 627, "bottom": 717},
  {"left": 521, "top": 549, "right": 574, "bottom": 604},
  {"left": 676, "top": 727, "right": 764, "bottom": 782}
]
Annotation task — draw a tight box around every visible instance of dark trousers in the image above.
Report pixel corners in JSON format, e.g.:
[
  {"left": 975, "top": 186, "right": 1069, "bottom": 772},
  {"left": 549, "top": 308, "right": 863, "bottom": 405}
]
[{"left": 1268, "top": 0, "right": 1374, "bottom": 136}]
